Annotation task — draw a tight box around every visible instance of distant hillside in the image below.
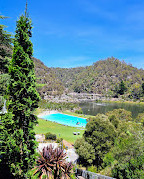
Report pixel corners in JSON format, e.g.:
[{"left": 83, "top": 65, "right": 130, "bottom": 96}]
[
  {"left": 53, "top": 57, "right": 144, "bottom": 99},
  {"left": 33, "top": 57, "right": 64, "bottom": 98}
]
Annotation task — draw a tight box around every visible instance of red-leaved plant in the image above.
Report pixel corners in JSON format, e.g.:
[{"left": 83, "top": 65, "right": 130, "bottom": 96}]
[{"left": 34, "top": 145, "right": 73, "bottom": 179}]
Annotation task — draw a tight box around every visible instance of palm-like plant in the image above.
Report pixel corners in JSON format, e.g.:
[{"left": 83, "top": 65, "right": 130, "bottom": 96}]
[
  {"left": 34, "top": 145, "right": 73, "bottom": 179},
  {"left": 61, "top": 162, "right": 73, "bottom": 178}
]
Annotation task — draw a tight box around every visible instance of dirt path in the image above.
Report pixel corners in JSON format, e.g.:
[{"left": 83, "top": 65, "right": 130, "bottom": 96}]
[{"left": 63, "top": 140, "right": 74, "bottom": 149}]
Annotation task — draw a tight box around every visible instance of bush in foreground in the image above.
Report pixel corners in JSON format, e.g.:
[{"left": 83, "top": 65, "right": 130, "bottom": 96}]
[
  {"left": 34, "top": 145, "right": 73, "bottom": 178},
  {"left": 45, "top": 132, "right": 57, "bottom": 140}
]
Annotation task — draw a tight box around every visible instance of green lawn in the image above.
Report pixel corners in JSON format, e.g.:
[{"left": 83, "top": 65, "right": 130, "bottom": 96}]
[{"left": 34, "top": 118, "right": 85, "bottom": 144}]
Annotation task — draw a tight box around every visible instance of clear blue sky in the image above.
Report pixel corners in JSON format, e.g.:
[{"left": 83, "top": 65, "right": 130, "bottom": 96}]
[{"left": 1, "top": 0, "right": 144, "bottom": 68}]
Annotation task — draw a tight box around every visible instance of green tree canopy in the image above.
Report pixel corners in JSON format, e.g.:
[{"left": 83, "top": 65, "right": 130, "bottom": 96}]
[
  {"left": 0, "top": 10, "right": 40, "bottom": 178},
  {"left": 142, "top": 83, "right": 144, "bottom": 94},
  {"left": 0, "top": 15, "right": 12, "bottom": 73},
  {"left": 83, "top": 114, "right": 117, "bottom": 167},
  {"left": 106, "top": 108, "right": 132, "bottom": 122},
  {"left": 0, "top": 15, "right": 12, "bottom": 109},
  {"left": 74, "top": 138, "right": 95, "bottom": 167},
  {"left": 118, "top": 80, "right": 127, "bottom": 95}
]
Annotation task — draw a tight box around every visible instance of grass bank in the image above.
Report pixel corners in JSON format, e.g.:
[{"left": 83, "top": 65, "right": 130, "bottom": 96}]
[
  {"left": 62, "top": 110, "right": 94, "bottom": 118},
  {"left": 34, "top": 118, "right": 85, "bottom": 144},
  {"left": 103, "top": 100, "right": 144, "bottom": 105}
]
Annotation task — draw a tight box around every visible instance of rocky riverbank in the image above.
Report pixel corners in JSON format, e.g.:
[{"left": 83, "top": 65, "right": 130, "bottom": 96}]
[{"left": 44, "top": 92, "right": 105, "bottom": 103}]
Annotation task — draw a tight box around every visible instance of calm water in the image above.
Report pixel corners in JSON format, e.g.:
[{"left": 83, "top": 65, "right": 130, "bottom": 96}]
[
  {"left": 41, "top": 113, "right": 87, "bottom": 127},
  {"left": 79, "top": 102, "right": 144, "bottom": 119}
]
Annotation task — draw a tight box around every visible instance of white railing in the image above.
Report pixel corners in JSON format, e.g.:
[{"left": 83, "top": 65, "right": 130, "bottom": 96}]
[{"left": 0, "top": 100, "right": 7, "bottom": 114}]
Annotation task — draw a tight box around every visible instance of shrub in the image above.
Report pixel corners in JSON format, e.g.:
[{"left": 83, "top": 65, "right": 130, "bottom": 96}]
[
  {"left": 106, "top": 108, "right": 132, "bottom": 122},
  {"left": 75, "top": 109, "right": 83, "bottom": 114},
  {"left": 112, "top": 154, "right": 144, "bottom": 179},
  {"left": 56, "top": 138, "right": 63, "bottom": 143},
  {"left": 87, "top": 165, "right": 97, "bottom": 173},
  {"left": 74, "top": 138, "right": 95, "bottom": 167},
  {"left": 34, "top": 145, "right": 73, "bottom": 178},
  {"left": 45, "top": 132, "right": 56, "bottom": 140},
  {"left": 136, "top": 113, "right": 144, "bottom": 123}
]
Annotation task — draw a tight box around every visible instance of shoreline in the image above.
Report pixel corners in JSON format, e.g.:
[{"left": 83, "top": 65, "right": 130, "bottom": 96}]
[
  {"left": 102, "top": 100, "right": 144, "bottom": 105},
  {"left": 37, "top": 110, "right": 58, "bottom": 118},
  {"left": 37, "top": 109, "right": 91, "bottom": 119}
]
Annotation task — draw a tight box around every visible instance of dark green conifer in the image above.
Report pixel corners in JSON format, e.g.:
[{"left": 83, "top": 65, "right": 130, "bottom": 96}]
[
  {"left": 0, "top": 15, "right": 12, "bottom": 73},
  {"left": 0, "top": 15, "right": 12, "bottom": 108},
  {"left": 142, "top": 83, "right": 144, "bottom": 95},
  {"left": 118, "top": 80, "right": 127, "bottom": 95},
  {"left": 0, "top": 8, "right": 40, "bottom": 178}
]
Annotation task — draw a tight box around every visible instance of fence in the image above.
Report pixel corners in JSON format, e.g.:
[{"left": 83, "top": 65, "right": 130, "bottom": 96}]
[{"left": 75, "top": 169, "right": 115, "bottom": 179}]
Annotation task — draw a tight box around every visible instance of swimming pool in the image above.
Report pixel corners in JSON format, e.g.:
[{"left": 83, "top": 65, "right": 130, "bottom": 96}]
[{"left": 41, "top": 113, "right": 87, "bottom": 127}]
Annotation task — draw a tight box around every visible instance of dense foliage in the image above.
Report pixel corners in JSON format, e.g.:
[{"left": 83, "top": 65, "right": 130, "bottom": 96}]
[
  {"left": 45, "top": 132, "right": 57, "bottom": 140},
  {"left": 0, "top": 15, "right": 12, "bottom": 109},
  {"left": 0, "top": 12, "right": 40, "bottom": 178},
  {"left": 74, "top": 138, "right": 95, "bottom": 167},
  {"left": 84, "top": 114, "right": 117, "bottom": 167},
  {"left": 39, "top": 100, "right": 79, "bottom": 111},
  {"left": 0, "top": 15, "right": 12, "bottom": 74},
  {"left": 34, "top": 57, "right": 64, "bottom": 98},
  {"left": 74, "top": 109, "right": 144, "bottom": 178},
  {"left": 53, "top": 57, "right": 144, "bottom": 100}
]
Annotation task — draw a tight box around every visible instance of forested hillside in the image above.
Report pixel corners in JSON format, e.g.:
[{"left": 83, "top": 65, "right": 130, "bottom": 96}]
[
  {"left": 1, "top": 28, "right": 144, "bottom": 101},
  {"left": 0, "top": 16, "right": 64, "bottom": 101},
  {"left": 33, "top": 57, "right": 64, "bottom": 98},
  {"left": 53, "top": 57, "right": 144, "bottom": 99}
]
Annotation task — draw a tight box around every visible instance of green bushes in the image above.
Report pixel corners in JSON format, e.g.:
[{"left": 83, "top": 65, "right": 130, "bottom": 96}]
[
  {"left": 45, "top": 132, "right": 56, "bottom": 140},
  {"left": 75, "top": 108, "right": 83, "bottom": 114},
  {"left": 112, "top": 154, "right": 144, "bottom": 179},
  {"left": 74, "top": 109, "right": 144, "bottom": 178},
  {"left": 56, "top": 138, "right": 63, "bottom": 143},
  {"left": 87, "top": 165, "right": 97, "bottom": 173},
  {"left": 39, "top": 100, "right": 79, "bottom": 111}
]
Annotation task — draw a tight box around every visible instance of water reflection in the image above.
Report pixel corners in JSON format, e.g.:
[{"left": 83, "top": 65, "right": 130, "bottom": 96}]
[{"left": 80, "top": 102, "right": 144, "bottom": 118}]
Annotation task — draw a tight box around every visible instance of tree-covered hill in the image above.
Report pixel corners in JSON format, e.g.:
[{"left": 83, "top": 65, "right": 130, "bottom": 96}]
[
  {"left": 53, "top": 57, "right": 144, "bottom": 99},
  {"left": 1, "top": 20, "right": 144, "bottom": 101},
  {"left": 0, "top": 16, "right": 64, "bottom": 101},
  {"left": 33, "top": 57, "right": 64, "bottom": 98}
]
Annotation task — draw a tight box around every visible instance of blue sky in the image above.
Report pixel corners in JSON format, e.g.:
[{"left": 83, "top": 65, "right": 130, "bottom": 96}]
[{"left": 1, "top": 0, "right": 144, "bottom": 68}]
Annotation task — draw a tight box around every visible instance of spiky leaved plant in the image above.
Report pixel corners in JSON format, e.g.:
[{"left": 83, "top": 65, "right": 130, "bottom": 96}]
[{"left": 34, "top": 145, "right": 73, "bottom": 179}]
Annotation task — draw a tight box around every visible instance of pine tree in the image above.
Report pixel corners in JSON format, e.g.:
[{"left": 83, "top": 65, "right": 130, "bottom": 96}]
[
  {"left": 0, "top": 8, "right": 40, "bottom": 178},
  {"left": 0, "top": 15, "right": 12, "bottom": 73},
  {"left": 142, "top": 83, "right": 144, "bottom": 95},
  {"left": 0, "top": 15, "right": 12, "bottom": 109},
  {"left": 118, "top": 80, "right": 127, "bottom": 95}
]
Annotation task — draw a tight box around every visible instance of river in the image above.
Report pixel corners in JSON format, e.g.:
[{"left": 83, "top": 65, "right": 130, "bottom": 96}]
[{"left": 79, "top": 102, "right": 144, "bottom": 119}]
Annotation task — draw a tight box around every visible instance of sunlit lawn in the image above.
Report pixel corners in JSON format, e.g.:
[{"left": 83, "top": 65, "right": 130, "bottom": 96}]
[
  {"left": 63, "top": 110, "right": 94, "bottom": 118},
  {"left": 34, "top": 118, "right": 85, "bottom": 144}
]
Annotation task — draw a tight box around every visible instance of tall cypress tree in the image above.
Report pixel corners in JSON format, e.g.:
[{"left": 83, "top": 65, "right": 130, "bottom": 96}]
[
  {"left": 0, "top": 15, "right": 12, "bottom": 109},
  {"left": 0, "top": 15, "right": 12, "bottom": 74},
  {"left": 0, "top": 8, "right": 40, "bottom": 178}
]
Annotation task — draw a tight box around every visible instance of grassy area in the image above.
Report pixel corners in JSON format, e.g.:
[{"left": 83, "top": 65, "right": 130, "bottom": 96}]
[
  {"left": 103, "top": 100, "right": 144, "bottom": 105},
  {"left": 34, "top": 118, "right": 85, "bottom": 144},
  {"left": 62, "top": 110, "right": 94, "bottom": 119},
  {"left": 33, "top": 108, "right": 44, "bottom": 115}
]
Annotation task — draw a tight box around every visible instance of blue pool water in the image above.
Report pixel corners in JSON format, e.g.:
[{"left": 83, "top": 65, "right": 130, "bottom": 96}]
[{"left": 41, "top": 113, "right": 87, "bottom": 127}]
